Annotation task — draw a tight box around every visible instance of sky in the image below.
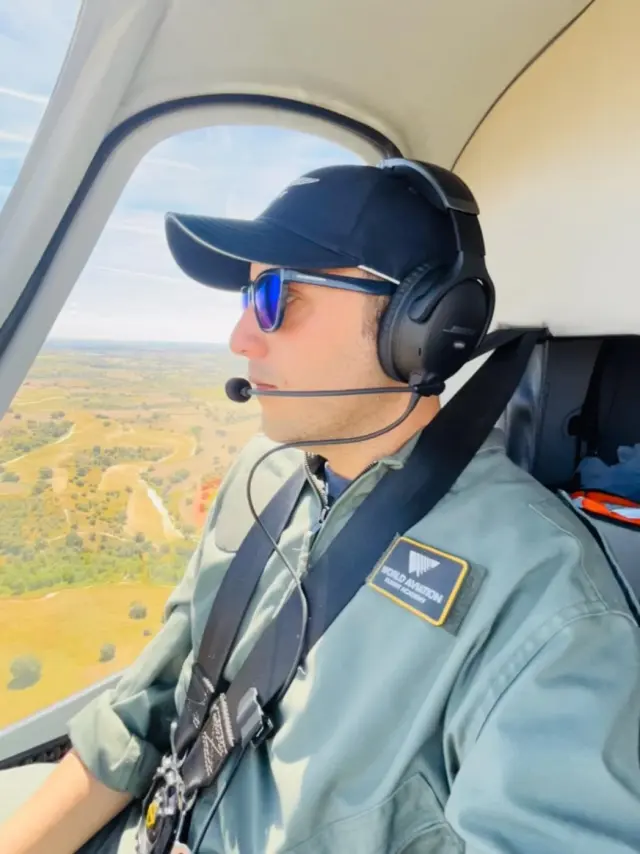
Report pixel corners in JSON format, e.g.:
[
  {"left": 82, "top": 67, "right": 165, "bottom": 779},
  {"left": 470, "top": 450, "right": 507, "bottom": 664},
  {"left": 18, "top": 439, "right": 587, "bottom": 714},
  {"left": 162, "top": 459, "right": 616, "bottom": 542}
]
[{"left": 0, "top": 1, "right": 364, "bottom": 344}]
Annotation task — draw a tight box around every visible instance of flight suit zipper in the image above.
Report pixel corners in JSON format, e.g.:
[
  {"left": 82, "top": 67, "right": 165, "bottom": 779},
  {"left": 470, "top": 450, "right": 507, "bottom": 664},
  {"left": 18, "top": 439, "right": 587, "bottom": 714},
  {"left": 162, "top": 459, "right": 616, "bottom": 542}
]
[
  {"left": 304, "top": 456, "right": 330, "bottom": 535},
  {"left": 293, "top": 456, "right": 383, "bottom": 678},
  {"left": 304, "top": 456, "right": 381, "bottom": 541}
]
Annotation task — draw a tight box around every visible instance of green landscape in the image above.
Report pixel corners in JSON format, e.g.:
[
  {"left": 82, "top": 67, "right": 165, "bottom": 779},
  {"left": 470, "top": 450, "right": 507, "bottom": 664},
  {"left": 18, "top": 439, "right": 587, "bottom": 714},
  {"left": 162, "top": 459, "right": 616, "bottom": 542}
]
[{"left": 0, "top": 340, "right": 260, "bottom": 728}]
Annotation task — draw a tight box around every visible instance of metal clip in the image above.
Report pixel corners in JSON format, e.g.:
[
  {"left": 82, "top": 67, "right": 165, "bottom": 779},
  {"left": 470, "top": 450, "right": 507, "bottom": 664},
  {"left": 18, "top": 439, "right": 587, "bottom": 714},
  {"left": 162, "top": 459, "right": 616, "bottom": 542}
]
[
  {"left": 236, "top": 687, "right": 274, "bottom": 749},
  {"left": 173, "top": 789, "right": 197, "bottom": 847},
  {"left": 134, "top": 720, "right": 194, "bottom": 854},
  {"left": 169, "top": 721, "right": 183, "bottom": 769}
]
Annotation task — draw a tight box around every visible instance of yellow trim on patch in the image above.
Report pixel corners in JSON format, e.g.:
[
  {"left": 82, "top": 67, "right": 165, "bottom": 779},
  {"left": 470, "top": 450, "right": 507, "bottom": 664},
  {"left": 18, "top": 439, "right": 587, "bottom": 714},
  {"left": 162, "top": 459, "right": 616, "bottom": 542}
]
[{"left": 367, "top": 535, "right": 469, "bottom": 627}]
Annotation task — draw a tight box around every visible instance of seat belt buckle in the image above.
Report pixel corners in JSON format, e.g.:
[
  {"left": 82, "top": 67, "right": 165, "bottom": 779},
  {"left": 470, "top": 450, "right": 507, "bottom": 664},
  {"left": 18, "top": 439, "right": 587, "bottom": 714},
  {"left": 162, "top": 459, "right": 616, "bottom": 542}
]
[{"left": 236, "top": 687, "right": 274, "bottom": 749}]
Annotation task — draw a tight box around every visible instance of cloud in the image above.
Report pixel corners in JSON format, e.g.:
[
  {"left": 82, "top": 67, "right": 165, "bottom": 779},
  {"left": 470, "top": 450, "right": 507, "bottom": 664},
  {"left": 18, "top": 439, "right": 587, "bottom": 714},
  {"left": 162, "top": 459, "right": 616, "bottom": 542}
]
[
  {"left": 0, "top": 130, "right": 33, "bottom": 144},
  {"left": 145, "top": 156, "right": 201, "bottom": 172},
  {"left": 0, "top": 0, "right": 80, "bottom": 198},
  {"left": 47, "top": 123, "right": 363, "bottom": 343},
  {"left": 0, "top": 85, "right": 48, "bottom": 105},
  {"left": 93, "top": 266, "right": 186, "bottom": 286},
  {"left": 50, "top": 256, "right": 243, "bottom": 344}
]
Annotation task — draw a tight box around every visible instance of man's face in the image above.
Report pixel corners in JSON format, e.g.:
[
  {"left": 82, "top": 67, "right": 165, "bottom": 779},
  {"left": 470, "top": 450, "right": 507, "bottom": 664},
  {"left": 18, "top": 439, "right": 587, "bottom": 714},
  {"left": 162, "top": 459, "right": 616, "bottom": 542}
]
[{"left": 228, "top": 263, "right": 405, "bottom": 445}]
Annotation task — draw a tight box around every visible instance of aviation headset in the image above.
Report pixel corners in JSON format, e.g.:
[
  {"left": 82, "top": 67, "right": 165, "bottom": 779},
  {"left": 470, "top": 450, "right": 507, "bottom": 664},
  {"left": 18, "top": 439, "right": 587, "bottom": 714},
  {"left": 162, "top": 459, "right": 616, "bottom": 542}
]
[{"left": 375, "top": 158, "right": 496, "bottom": 395}]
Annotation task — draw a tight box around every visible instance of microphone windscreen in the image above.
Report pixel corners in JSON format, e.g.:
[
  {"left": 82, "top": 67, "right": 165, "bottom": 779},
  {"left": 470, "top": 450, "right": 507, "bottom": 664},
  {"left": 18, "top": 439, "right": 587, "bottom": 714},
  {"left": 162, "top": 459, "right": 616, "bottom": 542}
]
[{"left": 225, "top": 377, "right": 251, "bottom": 403}]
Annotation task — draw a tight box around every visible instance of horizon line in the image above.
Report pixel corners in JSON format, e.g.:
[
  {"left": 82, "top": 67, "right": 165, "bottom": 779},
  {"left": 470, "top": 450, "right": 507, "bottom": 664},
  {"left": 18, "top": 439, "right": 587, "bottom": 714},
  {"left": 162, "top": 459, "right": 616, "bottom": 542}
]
[{"left": 44, "top": 337, "right": 231, "bottom": 347}]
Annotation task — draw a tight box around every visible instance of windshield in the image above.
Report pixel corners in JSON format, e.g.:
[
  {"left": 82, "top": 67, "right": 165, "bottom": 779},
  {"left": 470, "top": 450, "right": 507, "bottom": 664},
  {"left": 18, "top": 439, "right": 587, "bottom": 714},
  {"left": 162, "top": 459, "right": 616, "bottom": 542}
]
[{"left": 0, "top": 0, "right": 81, "bottom": 213}]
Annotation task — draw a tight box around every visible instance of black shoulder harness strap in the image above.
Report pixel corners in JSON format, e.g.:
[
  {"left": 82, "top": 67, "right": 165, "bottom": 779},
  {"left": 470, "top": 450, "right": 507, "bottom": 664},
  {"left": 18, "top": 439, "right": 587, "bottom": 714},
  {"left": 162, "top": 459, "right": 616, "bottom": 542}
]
[
  {"left": 169, "top": 328, "right": 543, "bottom": 797},
  {"left": 181, "top": 461, "right": 308, "bottom": 737}
]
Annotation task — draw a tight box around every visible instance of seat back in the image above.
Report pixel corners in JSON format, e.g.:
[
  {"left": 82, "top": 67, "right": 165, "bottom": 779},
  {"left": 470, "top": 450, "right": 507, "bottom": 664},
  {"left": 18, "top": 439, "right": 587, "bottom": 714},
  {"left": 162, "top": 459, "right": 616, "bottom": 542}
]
[{"left": 498, "top": 334, "right": 640, "bottom": 602}]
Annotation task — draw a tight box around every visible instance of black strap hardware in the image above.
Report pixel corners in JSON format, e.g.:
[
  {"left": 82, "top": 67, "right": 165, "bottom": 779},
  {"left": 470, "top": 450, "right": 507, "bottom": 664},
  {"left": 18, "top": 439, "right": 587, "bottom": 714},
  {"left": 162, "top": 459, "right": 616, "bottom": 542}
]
[
  {"left": 237, "top": 687, "right": 274, "bottom": 748},
  {"left": 173, "top": 465, "right": 307, "bottom": 757}
]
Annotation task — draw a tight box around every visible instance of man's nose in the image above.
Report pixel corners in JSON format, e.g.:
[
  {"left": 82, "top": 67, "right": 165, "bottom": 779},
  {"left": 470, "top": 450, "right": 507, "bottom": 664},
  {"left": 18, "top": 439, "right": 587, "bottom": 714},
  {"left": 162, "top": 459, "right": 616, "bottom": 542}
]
[{"left": 229, "top": 305, "right": 268, "bottom": 359}]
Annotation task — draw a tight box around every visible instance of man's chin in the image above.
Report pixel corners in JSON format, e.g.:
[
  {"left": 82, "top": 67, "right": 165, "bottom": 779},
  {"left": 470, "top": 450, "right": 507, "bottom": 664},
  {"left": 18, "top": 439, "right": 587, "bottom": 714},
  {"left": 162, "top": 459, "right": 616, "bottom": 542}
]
[
  {"left": 260, "top": 415, "right": 313, "bottom": 446},
  {"left": 260, "top": 421, "right": 298, "bottom": 445}
]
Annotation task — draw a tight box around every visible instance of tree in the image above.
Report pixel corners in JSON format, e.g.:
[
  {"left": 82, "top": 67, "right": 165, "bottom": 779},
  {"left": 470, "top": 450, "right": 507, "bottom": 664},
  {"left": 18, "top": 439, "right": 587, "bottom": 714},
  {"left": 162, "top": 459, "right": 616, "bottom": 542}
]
[
  {"left": 65, "top": 531, "right": 83, "bottom": 549},
  {"left": 129, "top": 601, "right": 147, "bottom": 620},
  {"left": 99, "top": 643, "right": 116, "bottom": 663},
  {"left": 8, "top": 655, "right": 42, "bottom": 690}
]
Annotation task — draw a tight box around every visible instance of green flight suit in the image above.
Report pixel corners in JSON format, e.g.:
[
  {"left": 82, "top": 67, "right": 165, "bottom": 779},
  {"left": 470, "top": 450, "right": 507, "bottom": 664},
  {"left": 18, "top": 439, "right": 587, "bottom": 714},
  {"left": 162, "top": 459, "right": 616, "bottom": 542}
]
[{"left": 2, "top": 427, "right": 640, "bottom": 853}]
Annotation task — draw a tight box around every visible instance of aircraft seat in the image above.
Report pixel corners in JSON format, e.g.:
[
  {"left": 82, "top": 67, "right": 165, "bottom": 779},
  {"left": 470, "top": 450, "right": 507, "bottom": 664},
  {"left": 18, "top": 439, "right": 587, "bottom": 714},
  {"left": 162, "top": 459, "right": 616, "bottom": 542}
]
[{"left": 498, "top": 334, "right": 640, "bottom": 602}]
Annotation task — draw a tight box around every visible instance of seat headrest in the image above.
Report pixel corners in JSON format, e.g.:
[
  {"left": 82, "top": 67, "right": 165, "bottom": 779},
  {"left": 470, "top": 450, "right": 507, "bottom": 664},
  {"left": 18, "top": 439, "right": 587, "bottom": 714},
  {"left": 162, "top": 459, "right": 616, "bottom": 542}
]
[
  {"left": 499, "top": 335, "right": 640, "bottom": 609},
  {"left": 499, "top": 335, "right": 640, "bottom": 490}
]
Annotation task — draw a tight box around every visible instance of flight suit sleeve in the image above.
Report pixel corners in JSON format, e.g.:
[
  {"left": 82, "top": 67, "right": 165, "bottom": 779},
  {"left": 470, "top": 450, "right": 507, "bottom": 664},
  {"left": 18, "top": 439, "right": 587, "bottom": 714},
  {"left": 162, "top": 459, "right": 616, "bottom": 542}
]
[
  {"left": 444, "top": 608, "right": 640, "bottom": 853},
  {"left": 67, "top": 540, "right": 203, "bottom": 798}
]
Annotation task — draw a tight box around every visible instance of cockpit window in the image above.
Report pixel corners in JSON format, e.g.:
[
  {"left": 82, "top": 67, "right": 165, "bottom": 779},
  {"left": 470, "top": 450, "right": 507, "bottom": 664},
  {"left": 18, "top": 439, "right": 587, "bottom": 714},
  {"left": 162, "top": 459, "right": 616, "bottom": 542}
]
[
  {"left": 0, "top": 0, "right": 81, "bottom": 213},
  {"left": 0, "top": 120, "right": 363, "bottom": 731}
]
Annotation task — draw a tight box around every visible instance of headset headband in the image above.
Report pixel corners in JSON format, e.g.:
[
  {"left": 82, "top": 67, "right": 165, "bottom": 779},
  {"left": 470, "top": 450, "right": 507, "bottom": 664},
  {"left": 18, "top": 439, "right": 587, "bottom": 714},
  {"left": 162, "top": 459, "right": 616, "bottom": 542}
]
[
  {"left": 378, "top": 158, "right": 480, "bottom": 216},
  {"left": 377, "top": 157, "right": 492, "bottom": 300}
]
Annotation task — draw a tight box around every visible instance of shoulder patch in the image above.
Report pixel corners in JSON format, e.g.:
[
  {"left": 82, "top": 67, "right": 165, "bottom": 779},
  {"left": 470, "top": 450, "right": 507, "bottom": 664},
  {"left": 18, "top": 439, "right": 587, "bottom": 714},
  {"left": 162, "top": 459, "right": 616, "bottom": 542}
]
[{"left": 367, "top": 536, "right": 469, "bottom": 627}]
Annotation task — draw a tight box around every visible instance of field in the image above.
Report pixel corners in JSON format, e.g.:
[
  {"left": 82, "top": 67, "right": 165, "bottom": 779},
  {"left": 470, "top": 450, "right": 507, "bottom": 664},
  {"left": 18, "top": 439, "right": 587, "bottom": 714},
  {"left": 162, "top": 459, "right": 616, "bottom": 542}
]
[
  {"left": 0, "top": 584, "right": 174, "bottom": 728},
  {"left": 0, "top": 341, "right": 260, "bottom": 729}
]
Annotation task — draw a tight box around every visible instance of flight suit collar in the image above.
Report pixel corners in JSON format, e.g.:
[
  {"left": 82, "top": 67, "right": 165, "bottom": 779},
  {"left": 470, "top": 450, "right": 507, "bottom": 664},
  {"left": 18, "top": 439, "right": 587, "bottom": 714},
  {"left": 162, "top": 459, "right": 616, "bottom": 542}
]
[
  {"left": 359, "top": 423, "right": 505, "bottom": 473},
  {"left": 304, "top": 425, "right": 506, "bottom": 496}
]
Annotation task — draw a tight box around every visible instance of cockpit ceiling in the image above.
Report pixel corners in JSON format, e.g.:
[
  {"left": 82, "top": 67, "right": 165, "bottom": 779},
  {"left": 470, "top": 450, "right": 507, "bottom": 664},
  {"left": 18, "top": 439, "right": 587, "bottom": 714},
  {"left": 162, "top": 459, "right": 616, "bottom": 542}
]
[{"left": 104, "top": 0, "right": 593, "bottom": 167}]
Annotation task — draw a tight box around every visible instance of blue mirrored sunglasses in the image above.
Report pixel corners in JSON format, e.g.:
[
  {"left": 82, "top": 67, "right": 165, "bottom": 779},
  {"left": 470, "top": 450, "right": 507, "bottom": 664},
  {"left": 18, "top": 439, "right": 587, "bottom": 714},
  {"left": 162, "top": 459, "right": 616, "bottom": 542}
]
[{"left": 241, "top": 268, "right": 396, "bottom": 332}]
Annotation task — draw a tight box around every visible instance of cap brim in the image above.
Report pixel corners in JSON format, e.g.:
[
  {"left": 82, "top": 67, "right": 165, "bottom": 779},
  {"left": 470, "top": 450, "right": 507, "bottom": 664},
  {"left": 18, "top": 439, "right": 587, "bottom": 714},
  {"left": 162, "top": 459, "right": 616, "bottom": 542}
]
[{"left": 164, "top": 213, "right": 359, "bottom": 291}]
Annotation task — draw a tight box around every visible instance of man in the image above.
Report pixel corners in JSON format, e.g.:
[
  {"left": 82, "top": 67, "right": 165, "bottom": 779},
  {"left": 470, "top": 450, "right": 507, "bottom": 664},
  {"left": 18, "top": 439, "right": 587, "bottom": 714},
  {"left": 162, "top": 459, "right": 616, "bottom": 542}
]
[{"left": 2, "top": 160, "right": 640, "bottom": 853}]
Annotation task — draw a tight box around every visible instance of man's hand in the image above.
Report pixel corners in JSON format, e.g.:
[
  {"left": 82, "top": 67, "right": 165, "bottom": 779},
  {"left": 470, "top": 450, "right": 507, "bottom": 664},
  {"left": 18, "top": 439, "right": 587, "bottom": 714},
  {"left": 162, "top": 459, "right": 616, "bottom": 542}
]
[{"left": 1, "top": 749, "right": 133, "bottom": 854}]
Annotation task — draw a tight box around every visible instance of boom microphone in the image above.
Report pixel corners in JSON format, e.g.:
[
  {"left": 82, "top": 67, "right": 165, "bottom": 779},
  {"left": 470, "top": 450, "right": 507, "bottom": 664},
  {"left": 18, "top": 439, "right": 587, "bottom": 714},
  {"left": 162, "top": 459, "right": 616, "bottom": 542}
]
[
  {"left": 225, "top": 377, "right": 255, "bottom": 402},
  {"left": 225, "top": 377, "right": 416, "bottom": 403}
]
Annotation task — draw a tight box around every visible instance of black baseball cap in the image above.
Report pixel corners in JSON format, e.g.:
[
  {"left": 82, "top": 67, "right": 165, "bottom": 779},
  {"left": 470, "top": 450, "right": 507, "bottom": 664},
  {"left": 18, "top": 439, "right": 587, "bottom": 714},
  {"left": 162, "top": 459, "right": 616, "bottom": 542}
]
[{"left": 164, "top": 161, "right": 456, "bottom": 291}]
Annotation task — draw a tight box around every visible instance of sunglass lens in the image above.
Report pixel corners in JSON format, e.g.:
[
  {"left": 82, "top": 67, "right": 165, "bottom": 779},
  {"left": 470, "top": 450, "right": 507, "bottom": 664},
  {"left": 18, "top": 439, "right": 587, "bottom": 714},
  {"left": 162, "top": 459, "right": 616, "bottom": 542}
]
[{"left": 254, "top": 272, "right": 282, "bottom": 331}]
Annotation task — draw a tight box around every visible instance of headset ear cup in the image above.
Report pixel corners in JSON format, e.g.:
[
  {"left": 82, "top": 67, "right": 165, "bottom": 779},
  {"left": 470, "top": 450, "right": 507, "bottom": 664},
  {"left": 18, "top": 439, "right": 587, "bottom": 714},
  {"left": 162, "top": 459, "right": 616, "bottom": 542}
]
[
  {"left": 377, "top": 262, "right": 439, "bottom": 382},
  {"left": 410, "top": 278, "right": 491, "bottom": 385}
]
